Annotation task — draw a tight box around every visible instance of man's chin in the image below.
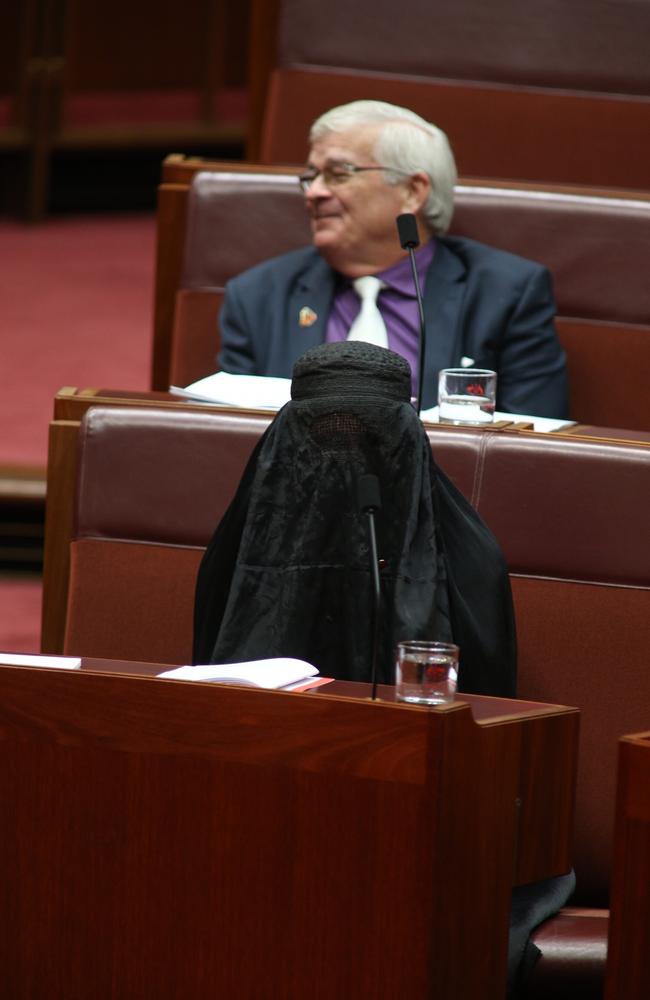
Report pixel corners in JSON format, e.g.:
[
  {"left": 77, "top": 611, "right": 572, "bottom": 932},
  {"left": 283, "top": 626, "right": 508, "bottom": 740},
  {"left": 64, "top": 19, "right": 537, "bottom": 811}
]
[
  {"left": 311, "top": 216, "right": 342, "bottom": 241},
  {"left": 312, "top": 230, "right": 334, "bottom": 245}
]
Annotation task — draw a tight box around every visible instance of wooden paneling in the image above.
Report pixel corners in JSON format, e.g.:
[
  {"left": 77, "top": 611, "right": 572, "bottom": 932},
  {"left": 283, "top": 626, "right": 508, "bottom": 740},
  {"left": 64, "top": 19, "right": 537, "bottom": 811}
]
[
  {"left": 1, "top": 1, "right": 251, "bottom": 218},
  {"left": 605, "top": 733, "right": 650, "bottom": 1000},
  {"left": 0, "top": 661, "right": 577, "bottom": 998}
]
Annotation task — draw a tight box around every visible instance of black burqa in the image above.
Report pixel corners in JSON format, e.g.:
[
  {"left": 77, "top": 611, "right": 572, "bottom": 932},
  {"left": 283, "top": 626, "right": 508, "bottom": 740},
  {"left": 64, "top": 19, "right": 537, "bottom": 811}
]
[{"left": 193, "top": 341, "right": 516, "bottom": 698}]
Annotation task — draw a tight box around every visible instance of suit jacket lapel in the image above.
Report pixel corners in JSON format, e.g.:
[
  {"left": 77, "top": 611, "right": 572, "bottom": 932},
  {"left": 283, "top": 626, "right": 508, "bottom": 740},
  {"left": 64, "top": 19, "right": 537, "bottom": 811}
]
[
  {"left": 286, "top": 253, "right": 336, "bottom": 368},
  {"left": 421, "top": 240, "right": 466, "bottom": 408}
]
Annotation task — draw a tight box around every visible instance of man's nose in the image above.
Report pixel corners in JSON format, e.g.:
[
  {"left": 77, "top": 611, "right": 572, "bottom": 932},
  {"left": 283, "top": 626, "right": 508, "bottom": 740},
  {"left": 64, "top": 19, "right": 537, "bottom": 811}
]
[{"left": 305, "top": 172, "right": 332, "bottom": 199}]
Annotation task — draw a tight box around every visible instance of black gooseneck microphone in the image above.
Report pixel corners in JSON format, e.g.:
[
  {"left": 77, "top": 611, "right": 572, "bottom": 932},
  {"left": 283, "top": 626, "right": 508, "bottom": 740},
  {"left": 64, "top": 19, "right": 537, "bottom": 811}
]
[
  {"left": 396, "top": 213, "right": 426, "bottom": 415},
  {"left": 356, "top": 473, "right": 382, "bottom": 701}
]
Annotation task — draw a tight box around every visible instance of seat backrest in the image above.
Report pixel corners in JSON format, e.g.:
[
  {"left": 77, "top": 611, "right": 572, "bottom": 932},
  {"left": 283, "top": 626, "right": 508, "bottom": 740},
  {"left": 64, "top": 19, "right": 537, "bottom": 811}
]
[
  {"left": 159, "top": 165, "right": 650, "bottom": 430},
  {"left": 63, "top": 408, "right": 484, "bottom": 665},
  {"left": 473, "top": 432, "right": 650, "bottom": 906},
  {"left": 65, "top": 405, "right": 272, "bottom": 665},
  {"left": 168, "top": 169, "right": 310, "bottom": 388},
  {"left": 63, "top": 405, "right": 650, "bottom": 908},
  {"left": 252, "top": 0, "right": 650, "bottom": 191}
]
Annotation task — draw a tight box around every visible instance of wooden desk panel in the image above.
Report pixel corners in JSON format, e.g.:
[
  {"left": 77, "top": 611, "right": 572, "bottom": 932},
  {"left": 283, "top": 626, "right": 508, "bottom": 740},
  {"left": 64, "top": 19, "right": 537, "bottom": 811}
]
[
  {"left": 0, "top": 659, "right": 578, "bottom": 999},
  {"left": 605, "top": 731, "right": 650, "bottom": 1000}
]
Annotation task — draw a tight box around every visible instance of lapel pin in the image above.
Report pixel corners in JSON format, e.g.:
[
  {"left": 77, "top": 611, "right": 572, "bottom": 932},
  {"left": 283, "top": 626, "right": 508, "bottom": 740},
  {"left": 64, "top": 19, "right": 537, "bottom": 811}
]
[{"left": 299, "top": 306, "right": 318, "bottom": 328}]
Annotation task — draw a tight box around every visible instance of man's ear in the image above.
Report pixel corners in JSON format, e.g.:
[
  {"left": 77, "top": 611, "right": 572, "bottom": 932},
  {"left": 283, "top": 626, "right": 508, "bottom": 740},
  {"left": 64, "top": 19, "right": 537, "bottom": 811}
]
[{"left": 402, "top": 171, "right": 431, "bottom": 214}]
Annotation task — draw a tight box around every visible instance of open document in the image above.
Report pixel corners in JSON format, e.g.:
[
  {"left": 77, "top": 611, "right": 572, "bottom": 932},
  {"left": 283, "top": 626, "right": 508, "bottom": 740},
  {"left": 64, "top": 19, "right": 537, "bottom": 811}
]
[{"left": 157, "top": 657, "right": 321, "bottom": 690}]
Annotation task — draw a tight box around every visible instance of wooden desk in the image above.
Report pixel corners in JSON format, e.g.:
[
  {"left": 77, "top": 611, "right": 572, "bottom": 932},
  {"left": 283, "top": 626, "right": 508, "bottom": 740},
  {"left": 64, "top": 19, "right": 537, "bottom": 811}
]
[{"left": 0, "top": 657, "right": 578, "bottom": 999}]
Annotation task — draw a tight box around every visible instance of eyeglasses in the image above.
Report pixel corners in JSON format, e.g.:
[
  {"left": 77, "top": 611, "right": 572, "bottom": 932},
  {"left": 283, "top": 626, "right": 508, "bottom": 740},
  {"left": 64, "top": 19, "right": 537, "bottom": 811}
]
[{"left": 298, "top": 162, "right": 412, "bottom": 193}]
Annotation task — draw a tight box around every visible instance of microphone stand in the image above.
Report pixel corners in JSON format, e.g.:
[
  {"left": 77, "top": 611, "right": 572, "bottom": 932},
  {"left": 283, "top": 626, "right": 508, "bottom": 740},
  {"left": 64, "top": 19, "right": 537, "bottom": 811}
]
[
  {"left": 356, "top": 474, "right": 382, "bottom": 700},
  {"left": 396, "top": 213, "right": 426, "bottom": 415}
]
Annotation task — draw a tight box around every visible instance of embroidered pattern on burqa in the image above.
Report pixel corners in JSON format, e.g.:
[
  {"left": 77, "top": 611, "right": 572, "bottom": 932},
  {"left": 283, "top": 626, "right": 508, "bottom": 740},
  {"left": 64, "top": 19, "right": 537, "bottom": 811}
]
[{"left": 193, "top": 342, "right": 516, "bottom": 697}]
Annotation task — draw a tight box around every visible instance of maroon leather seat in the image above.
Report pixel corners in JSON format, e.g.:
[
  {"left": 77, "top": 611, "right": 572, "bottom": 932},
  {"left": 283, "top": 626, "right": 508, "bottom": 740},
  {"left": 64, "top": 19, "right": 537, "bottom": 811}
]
[
  {"left": 254, "top": 0, "right": 650, "bottom": 192},
  {"left": 65, "top": 406, "right": 273, "bottom": 665},
  {"left": 471, "top": 431, "right": 650, "bottom": 996},
  {"left": 60, "top": 406, "right": 650, "bottom": 999},
  {"left": 524, "top": 908, "right": 609, "bottom": 999}
]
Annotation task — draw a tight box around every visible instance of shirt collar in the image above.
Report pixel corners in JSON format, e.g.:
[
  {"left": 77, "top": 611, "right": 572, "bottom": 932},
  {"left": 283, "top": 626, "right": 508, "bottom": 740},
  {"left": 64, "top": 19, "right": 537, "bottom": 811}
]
[{"left": 376, "top": 238, "right": 435, "bottom": 295}]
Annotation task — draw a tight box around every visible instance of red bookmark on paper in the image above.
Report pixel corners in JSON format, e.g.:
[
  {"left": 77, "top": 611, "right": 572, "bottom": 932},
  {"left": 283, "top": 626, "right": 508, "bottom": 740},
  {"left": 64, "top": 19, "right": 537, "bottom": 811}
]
[{"left": 287, "top": 676, "right": 335, "bottom": 693}]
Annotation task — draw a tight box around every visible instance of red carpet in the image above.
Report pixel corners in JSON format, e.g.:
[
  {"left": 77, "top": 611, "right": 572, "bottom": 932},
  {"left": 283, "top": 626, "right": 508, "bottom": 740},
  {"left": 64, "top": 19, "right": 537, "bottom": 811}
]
[
  {"left": 0, "top": 576, "right": 43, "bottom": 653},
  {"left": 0, "top": 212, "right": 157, "bottom": 652},
  {"left": 0, "top": 213, "right": 155, "bottom": 467}
]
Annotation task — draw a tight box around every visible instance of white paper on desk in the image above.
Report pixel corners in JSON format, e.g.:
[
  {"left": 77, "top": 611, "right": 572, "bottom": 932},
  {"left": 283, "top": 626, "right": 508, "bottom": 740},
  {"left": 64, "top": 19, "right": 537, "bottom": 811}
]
[
  {"left": 169, "top": 372, "right": 292, "bottom": 410},
  {"left": 0, "top": 652, "right": 81, "bottom": 669},
  {"left": 419, "top": 405, "right": 576, "bottom": 434},
  {"left": 157, "top": 657, "right": 319, "bottom": 689}
]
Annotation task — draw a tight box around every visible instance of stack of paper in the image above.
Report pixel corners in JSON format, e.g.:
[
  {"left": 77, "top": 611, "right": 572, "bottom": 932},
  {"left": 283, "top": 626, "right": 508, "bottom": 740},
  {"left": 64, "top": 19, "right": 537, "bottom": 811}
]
[
  {"left": 0, "top": 652, "right": 81, "bottom": 669},
  {"left": 157, "top": 657, "right": 319, "bottom": 690},
  {"left": 169, "top": 372, "right": 292, "bottom": 410}
]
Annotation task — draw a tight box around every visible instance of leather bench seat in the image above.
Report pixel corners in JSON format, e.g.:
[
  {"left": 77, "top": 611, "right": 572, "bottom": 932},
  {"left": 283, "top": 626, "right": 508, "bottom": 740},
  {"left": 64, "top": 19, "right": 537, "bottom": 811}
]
[
  {"left": 526, "top": 909, "right": 609, "bottom": 1000},
  {"left": 257, "top": 0, "right": 650, "bottom": 191}
]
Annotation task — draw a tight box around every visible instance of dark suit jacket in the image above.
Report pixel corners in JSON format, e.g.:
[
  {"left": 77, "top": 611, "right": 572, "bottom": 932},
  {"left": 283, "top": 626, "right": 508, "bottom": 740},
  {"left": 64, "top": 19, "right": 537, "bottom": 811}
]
[{"left": 218, "top": 236, "right": 569, "bottom": 416}]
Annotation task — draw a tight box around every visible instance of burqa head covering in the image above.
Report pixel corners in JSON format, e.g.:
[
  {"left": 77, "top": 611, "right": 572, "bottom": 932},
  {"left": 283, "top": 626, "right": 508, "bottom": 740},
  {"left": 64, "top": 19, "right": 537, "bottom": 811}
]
[{"left": 193, "top": 341, "right": 516, "bottom": 696}]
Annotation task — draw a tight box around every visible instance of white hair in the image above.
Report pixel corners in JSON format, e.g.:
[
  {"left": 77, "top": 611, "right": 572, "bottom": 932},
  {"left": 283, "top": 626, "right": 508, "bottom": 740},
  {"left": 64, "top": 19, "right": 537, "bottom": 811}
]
[{"left": 309, "top": 100, "right": 457, "bottom": 235}]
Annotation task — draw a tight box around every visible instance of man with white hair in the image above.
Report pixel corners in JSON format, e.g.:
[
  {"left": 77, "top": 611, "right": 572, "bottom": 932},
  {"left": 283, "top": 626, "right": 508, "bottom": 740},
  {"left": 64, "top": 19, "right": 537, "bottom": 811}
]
[{"left": 219, "top": 100, "right": 568, "bottom": 417}]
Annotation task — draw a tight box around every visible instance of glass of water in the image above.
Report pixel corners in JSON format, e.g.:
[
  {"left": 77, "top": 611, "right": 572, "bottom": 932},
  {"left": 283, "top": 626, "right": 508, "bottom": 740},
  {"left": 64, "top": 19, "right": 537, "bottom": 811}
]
[
  {"left": 438, "top": 369, "right": 497, "bottom": 425},
  {"left": 395, "top": 641, "right": 459, "bottom": 706}
]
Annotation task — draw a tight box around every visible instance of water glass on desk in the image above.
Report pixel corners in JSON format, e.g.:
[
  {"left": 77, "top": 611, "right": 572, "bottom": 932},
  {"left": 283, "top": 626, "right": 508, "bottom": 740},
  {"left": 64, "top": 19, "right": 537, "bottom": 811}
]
[
  {"left": 438, "top": 368, "right": 497, "bottom": 425},
  {"left": 395, "top": 641, "right": 459, "bottom": 705}
]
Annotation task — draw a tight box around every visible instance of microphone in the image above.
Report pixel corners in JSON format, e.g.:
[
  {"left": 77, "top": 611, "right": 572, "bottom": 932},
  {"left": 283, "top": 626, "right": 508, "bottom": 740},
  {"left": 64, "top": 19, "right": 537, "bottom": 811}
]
[
  {"left": 356, "top": 473, "right": 382, "bottom": 701},
  {"left": 357, "top": 473, "right": 381, "bottom": 515},
  {"left": 396, "top": 213, "right": 426, "bottom": 415}
]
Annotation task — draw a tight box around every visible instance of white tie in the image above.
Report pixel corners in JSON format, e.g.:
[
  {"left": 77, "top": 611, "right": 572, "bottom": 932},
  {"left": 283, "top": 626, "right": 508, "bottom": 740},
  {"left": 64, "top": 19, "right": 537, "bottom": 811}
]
[{"left": 347, "top": 276, "right": 389, "bottom": 349}]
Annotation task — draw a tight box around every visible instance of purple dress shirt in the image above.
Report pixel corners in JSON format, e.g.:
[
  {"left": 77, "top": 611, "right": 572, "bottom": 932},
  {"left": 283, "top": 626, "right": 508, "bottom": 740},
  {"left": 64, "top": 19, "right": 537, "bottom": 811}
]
[{"left": 326, "top": 239, "right": 435, "bottom": 397}]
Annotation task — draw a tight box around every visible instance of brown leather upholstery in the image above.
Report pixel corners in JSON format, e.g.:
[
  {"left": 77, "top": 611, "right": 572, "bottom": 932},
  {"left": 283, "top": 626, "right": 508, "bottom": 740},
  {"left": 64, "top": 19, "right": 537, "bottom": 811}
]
[
  {"left": 525, "top": 909, "right": 609, "bottom": 1000},
  {"left": 168, "top": 170, "right": 311, "bottom": 387},
  {"left": 472, "top": 431, "right": 650, "bottom": 997},
  {"left": 168, "top": 168, "right": 650, "bottom": 430},
  {"left": 65, "top": 406, "right": 272, "bottom": 664},
  {"left": 63, "top": 406, "right": 650, "bottom": 996},
  {"left": 256, "top": 0, "right": 650, "bottom": 190},
  {"left": 478, "top": 436, "right": 650, "bottom": 896}
]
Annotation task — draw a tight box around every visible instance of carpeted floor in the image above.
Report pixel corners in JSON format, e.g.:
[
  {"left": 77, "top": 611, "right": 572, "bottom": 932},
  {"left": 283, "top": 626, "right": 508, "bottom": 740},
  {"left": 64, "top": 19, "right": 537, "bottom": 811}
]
[
  {"left": 0, "top": 212, "right": 157, "bottom": 652},
  {"left": 0, "top": 574, "right": 43, "bottom": 654},
  {"left": 0, "top": 213, "right": 155, "bottom": 467}
]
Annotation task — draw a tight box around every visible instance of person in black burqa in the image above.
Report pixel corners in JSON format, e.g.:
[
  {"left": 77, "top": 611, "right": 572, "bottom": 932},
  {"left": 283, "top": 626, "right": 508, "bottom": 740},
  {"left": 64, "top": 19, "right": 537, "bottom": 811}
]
[
  {"left": 193, "top": 339, "right": 515, "bottom": 696},
  {"left": 192, "top": 340, "right": 574, "bottom": 996}
]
